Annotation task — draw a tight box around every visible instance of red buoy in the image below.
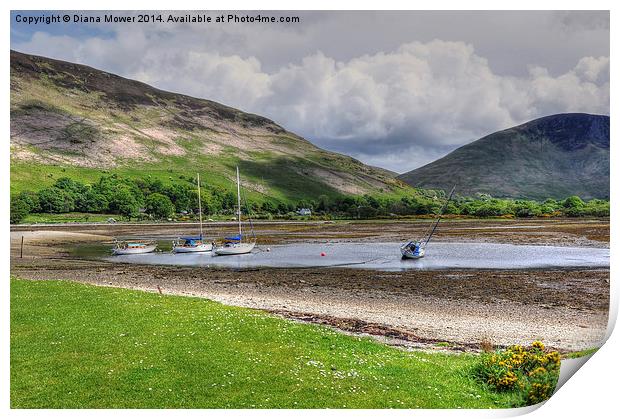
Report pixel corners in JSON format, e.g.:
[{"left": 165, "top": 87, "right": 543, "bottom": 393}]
[{"left": 320, "top": 252, "right": 326, "bottom": 257}]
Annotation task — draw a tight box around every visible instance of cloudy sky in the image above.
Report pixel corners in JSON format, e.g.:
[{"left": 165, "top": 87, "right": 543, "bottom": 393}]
[{"left": 11, "top": 10, "right": 610, "bottom": 172}]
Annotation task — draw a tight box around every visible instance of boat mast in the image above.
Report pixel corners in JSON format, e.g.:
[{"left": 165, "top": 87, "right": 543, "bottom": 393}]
[
  {"left": 197, "top": 173, "right": 203, "bottom": 239},
  {"left": 236, "top": 166, "right": 242, "bottom": 239},
  {"left": 423, "top": 185, "right": 456, "bottom": 247}
]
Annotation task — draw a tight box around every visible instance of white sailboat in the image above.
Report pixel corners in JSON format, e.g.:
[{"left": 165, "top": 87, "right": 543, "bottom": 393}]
[
  {"left": 112, "top": 240, "right": 157, "bottom": 255},
  {"left": 401, "top": 185, "right": 456, "bottom": 259},
  {"left": 214, "top": 167, "right": 256, "bottom": 256},
  {"left": 400, "top": 241, "right": 426, "bottom": 259},
  {"left": 173, "top": 173, "right": 213, "bottom": 253}
]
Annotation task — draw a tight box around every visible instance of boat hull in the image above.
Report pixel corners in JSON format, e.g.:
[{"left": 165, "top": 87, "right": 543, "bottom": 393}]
[
  {"left": 214, "top": 242, "right": 256, "bottom": 256},
  {"left": 113, "top": 244, "right": 157, "bottom": 255},
  {"left": 173, "top": 243, "right": 213, "bottom": 253},
  {"left": 400, "top": 245, "right": 425, "bottom": 259}
]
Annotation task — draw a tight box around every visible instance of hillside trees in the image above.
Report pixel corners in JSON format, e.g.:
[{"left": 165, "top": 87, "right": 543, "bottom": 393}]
[
  {"left": 10, "top": 198, "right": 30, "bottom": 224},
  {"left": 8, "top": 174, "right": 611, "bottom": 223},
  {"left": 145, "top": 193, "right": 175, "bottom": 219},
  {"left": 108, "top": 187, "right": 140, "bottom": 219}
]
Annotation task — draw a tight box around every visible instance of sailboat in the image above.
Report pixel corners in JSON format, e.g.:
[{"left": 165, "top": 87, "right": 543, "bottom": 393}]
[
  {"left": 173, "top": 173, "right": 213, "bottom": 253},
  {"left": 401, "top": 185, "right": 456, "bottom": 259},
  {"left": 213, "top": 167, "right": 256, "bottom": 256},
  {"left": 112, "top": 240, "right": 157, "bottom": 255}
]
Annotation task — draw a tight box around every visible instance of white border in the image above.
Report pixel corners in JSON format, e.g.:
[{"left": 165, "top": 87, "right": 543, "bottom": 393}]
[{"left": 3, "top": 1, "right": 616, "bottom": 418}]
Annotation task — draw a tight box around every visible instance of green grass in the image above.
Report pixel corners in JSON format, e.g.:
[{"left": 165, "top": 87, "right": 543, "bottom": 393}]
[
  {"left": 435, "top": 342, "right": 453, "bottom": 348},
  {"left": 10, "top": 160, "right": 110, "bottom": 195},
  {"left": 10, "top": 278, "right": 519, "bottom": 408},
  {"left": 22, "top": 212, "right": 116, "bottom": 224},
  {"left": 9, "top": 158, "right": 356, "bottom": 200},
  {"left": 11, "top": 156, "right": 414, "bottom": 208},
  {"left": 563, "top": 348, "right": 599, "bottom": 359}
]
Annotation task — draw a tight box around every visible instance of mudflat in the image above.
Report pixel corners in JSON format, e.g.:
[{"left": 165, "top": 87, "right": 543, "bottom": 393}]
[{"left": 10, "top": 218, "right": 610, "bottom": 353}]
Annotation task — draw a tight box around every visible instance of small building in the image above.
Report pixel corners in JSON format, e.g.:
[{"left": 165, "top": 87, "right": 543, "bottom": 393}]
[{"left": 297, "top": 208, "right": 312, "bottom": 216}]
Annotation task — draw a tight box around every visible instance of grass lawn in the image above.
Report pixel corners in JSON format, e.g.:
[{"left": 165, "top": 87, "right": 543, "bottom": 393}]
[
  {"left": 563, "top": 348, "right": 598, "bottom": 359},
  {"left": 22, "top": 212, "right": 117, "bottom": 224},
  {"left": 10, "top": 278, "right": 520, "bottom": 408}
]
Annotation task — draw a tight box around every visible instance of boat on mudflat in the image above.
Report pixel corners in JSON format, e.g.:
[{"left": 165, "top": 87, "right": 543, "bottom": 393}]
[
  {"left": 214, "top": 167, "right": 256, "bottom": 256},
  {"left": 112, "top": 241, "right": 157, "bottom": 255},
  {"left": 173, "top": 236, "right": 213, "bottom": 253},
  {"left": 214, "top": 234, "right": 255, "bottom": 255},
  {"left": 173, "top": 173, "right": 212, "bottom": 253},
  {"left": 400, "top": 185, "right": 456, "bottom": 259}
]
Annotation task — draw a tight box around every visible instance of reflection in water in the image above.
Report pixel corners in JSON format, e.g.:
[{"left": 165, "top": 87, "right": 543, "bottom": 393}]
[{"left": 97, "top": 242, "right": 609, "bottom": 271}]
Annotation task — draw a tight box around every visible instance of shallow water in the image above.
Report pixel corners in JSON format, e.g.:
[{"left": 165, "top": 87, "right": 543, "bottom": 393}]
[{"left": 102, "top": 241, "right": 609, "bottom": 271}]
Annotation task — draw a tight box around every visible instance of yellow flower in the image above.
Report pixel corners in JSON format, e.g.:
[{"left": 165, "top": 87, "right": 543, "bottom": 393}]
[{"left": 528, "top": 367, "right": 547, "bottom": 377}]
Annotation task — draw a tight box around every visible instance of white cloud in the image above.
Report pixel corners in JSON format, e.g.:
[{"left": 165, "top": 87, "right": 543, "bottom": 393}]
[{"left": 13, "top": 17, "right": 609, "bottom": 172}]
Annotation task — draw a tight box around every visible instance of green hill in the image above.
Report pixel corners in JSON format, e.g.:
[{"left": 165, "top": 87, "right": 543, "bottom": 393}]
[
  {"left": 398, "top": 114, "right": 609, "bottom": 200},
  {"left": 10, "top": 50, "right": 411, "bottom": 202}
]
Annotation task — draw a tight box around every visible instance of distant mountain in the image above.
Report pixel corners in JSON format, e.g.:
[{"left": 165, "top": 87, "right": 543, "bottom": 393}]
[
  {"left": 10, "top": 50, "right": 409, "bottom": 200},
  {"left": 398, "top": 114, "right": 610, "bottom": 200}
]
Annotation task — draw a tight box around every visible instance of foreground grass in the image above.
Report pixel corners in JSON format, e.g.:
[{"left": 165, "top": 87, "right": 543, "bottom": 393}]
[
  {"left": 10, "top": 278, "right": 519, "bottom": 408},
  {"left": 563, "top": 348, "right": 599, "bottom": 359}
]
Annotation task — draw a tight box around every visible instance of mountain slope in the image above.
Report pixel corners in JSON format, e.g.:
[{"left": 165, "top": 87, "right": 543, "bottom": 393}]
[
  {"left": 398, "top": 114, "right": 610, "bottom": 200},
  {"left": 10, "top": 50, "right": 409, "bottom": 201}
]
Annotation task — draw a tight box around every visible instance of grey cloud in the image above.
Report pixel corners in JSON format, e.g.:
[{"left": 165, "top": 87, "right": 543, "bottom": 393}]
[{"left": 12, "top": 11, "right": 609, "bottom": 172}]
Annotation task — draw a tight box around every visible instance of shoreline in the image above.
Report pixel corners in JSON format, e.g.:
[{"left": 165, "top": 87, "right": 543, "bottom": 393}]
[{"left": 10, "top": 219, "right": 610, "bottom": 353}]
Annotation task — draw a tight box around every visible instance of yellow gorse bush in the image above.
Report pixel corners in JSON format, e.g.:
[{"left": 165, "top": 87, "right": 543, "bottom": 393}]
[{"left": 473, "top": 341, "right": 561, "bottom": 406}]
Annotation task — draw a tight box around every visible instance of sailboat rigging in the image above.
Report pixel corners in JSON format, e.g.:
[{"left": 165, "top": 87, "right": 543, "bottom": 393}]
[
  {"left": 213, "top": 167, "right": 257, "bottom": 256},
  {"left": 400, "top": 185, "right": 456, "bottom": 259},
  {"left": 173, "top": 173, "right": 213, "bottom": 253}
]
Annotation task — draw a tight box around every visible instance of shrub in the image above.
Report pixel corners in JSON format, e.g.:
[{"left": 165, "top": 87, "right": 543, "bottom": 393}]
[
  {"left": 16, "top": 191, "right": 40, "bottom": 213},
  {"left": 563, "top": 195, "right": 585, "bottom": 209},
  {"left": 37, "top": 187, "right": 75, "bottom": 213},
  {"left": 108, "top": 187, "right": 140, "bottom": 219},
  {"left": 472, "top": 341, "right": 561, "bottom": 407},
  {"left": 10, "top": 198, "right": 30, "bottom": 224},
  {"left": 54, "top": 177, "right": 86, "bottom": 196},
  {"left": 75, "top": 189, "right": 109, "bottom": 213},
  {"left": 145, "top": 193, "right": 175, "bottom": 219},
  {"left": 513, "top": 201, "right": 542, "bottom": 218},
  {"left": 261, "top": 201, "right": 276, "bottom": 213}
]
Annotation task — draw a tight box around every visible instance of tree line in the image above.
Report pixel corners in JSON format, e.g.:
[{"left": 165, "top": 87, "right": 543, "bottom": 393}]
[{"left": 10, "top": 174, "right": 609, "bottom": 224}]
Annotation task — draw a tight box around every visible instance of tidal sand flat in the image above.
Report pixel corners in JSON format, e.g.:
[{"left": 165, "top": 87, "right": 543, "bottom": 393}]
[
  {"left": 10, "top": 219, "right": 610, "bottom": 353},
  {"left": 105, "top": 241, "right": 610, "bottom": 271}
]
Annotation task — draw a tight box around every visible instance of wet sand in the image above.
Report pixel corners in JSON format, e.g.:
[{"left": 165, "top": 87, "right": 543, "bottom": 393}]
[
  {"left": 105, "top": 241, "right": 609, "bottom": 270},
  {"left": 10, "top": 219, "right": 610, "bottom": 353}
]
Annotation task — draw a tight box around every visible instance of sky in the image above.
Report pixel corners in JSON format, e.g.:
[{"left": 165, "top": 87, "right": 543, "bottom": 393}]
[{"left": 10, "top": 10, "right": 610, "bottom": 173}]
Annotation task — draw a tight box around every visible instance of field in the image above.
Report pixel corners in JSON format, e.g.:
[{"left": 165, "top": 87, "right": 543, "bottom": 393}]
[{"left": 10, "top": 278, "right": 520, "bottom": 408}]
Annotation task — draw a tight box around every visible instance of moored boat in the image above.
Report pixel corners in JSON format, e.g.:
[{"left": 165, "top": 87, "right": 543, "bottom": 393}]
[
  {"left": 400, "top": 241, "right": 425, "bottom": 259},
  {"left": 400, "top": 185, "right": 456, "bottom": 259},
  {"left": 214, "top": 167, "right": 256, "bottom": 256},
  {"left": 213, "top": 236, "right": 256, "bottom": 255},
  {"left": 173, "top": 236, "right": 213, "bottom": 253},
  {"left": 173, "top": 173, "right": 212, "bottom": 253},
  {"left": 112, "top": 241, "right": 157, "bottom": 255}
]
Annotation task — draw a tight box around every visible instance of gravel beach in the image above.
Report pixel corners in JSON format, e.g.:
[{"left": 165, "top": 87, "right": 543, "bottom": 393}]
[{"left": 10, "top": 219, "right": 610, "bottom": 353}]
